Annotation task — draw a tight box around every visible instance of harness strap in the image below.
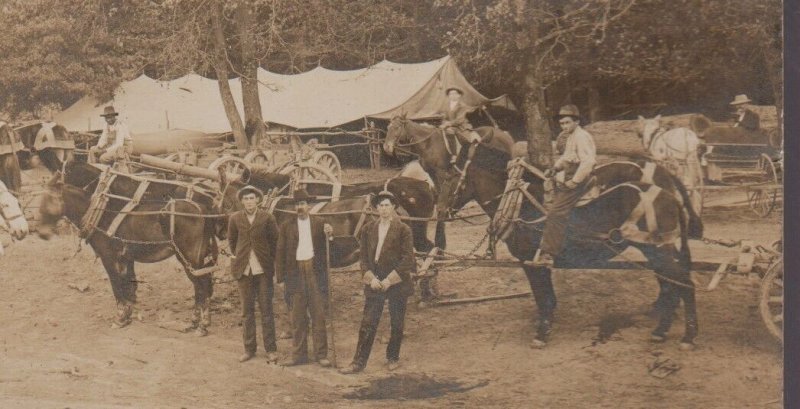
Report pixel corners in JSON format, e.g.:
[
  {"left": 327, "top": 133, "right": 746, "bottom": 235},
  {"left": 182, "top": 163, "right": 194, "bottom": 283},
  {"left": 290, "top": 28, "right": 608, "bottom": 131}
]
[
  {"left": 80, "top": 170, "right": 117, "bottom": 239},
  {"left": 331, "top": 182, "right": 342, "bottom": 202},
  {"left": 309, "top": 202, "right": 326, "bottom": 214},
  {"left": 641, "top": 161, "right": 657, "bottom": 184},
  {"left": 353, "top": 196, "right": 371, "bottom": 238},
  {"left": 617, "top": 185, "right": 680, "bottom": 245},
  {"left": 106, "top": 179, "right": 150, "bottom": 237}
]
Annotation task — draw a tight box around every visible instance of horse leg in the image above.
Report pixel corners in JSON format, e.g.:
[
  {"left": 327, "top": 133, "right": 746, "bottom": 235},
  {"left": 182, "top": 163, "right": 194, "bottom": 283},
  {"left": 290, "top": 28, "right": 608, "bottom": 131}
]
[
  {"left": 645, "top": 245, "right": 682, "bottom": 342},
  {"left": 674, "top": 264, "right": 699, "bottom": 349},
  {"left": 184, "top": 271, "right": 213, "bottom": 337},
  {"left": 522, "top": 265, "right": 557, "bottom": 348},
  {"left": 98, "top": 254, "right": 135, "bottom": 328}
]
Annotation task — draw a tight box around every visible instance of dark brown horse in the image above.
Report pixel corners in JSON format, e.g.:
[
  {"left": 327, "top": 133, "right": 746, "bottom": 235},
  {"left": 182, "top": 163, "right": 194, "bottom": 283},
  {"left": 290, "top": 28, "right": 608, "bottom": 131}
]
[
  {"left": 15, "top": 121, "right": 74, "bottom": 172},
  {"left": 0, "top": 122, "right": 23, "bottom": 194},
  {"left": 437, "top": 146, "right": 698, "bottom": 349},
  {"left": 382, "top": 115, "right": 515, "bottom": 248},
  {"left": 38, "top": 161, "right": 240, "bottom": 335}
]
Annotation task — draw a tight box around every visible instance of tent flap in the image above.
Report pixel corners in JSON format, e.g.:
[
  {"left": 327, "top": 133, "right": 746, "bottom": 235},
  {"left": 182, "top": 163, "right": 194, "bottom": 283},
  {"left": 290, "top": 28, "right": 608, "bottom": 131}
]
[{"left": 55, "top": 56, "right": 514, "bottom": 133}]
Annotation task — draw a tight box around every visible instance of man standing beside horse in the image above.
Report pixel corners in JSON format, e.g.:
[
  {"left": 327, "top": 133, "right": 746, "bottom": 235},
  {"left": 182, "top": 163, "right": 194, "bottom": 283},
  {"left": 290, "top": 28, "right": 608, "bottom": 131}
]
[
  {"left": 339, "top": 191, "right": 416, "bottom": 374},
  {"left": 89, "top": 106, "right": 133, "bottom": 165},
  {"left": 532, "top": 104, "right": 597, "bottom": 268},
  {"left": 275, "top": 189, "right": 334, "bottom": 368},
  {"left": 228, "top": 185, "right": 280, "bottom": 364}
]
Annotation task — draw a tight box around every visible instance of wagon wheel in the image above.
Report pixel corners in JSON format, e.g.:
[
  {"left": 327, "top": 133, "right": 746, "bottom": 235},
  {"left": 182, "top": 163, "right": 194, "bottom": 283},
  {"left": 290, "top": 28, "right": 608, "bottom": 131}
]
[
  {"left": 311, "top": 150, "right": 341, "bottom": 181},
  {"left": 208, "top": 156, "right": 250, "bottom": 181},
  {"left": 280, "top": 161, "right": 339, "bottom": 191},
  {"left": 759, "top": 259, "right": 783, "bottom": 342},
  {"left": 747, "top": 153, "right": 779, "bottom": 217},
  {"left": 243, "top": 150, "right": 269, "bottom": 168}
]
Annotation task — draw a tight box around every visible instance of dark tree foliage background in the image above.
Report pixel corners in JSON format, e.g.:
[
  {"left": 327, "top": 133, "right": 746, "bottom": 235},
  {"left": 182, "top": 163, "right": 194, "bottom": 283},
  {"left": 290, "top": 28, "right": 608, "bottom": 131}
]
[{"left": 0, "top": 0, "right": 782, "bottom": 155}]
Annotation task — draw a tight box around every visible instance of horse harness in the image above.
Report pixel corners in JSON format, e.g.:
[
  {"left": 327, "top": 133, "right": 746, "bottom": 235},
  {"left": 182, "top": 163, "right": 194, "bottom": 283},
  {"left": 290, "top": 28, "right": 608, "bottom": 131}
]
[{"left": 491, "top": 158, "right": 681, "bottom": 247}]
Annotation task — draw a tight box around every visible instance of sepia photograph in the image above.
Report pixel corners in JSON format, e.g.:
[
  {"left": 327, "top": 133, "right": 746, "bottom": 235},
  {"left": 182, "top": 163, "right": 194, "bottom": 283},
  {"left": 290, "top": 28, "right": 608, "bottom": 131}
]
[{"left": 0, "top": 0, "right": 788, "bottom": 407}]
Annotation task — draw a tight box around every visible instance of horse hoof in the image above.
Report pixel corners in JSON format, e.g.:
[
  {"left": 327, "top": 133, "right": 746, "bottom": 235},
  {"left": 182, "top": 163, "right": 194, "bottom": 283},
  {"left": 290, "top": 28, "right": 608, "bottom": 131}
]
[
  {"left": 530, "top": 339, "right": 547, "bottom": 349},
  {"left": 111, "top": 320, "right": 131, "bottom": 329},
  {"left": 194, "top": 327, "right": 208, "bottom": 337},
  {"left": 649, "top": 334, "right": 667, "bottom": 343},
  {"left": 679, "top": 342, "right": 695, "bottom": 351}
]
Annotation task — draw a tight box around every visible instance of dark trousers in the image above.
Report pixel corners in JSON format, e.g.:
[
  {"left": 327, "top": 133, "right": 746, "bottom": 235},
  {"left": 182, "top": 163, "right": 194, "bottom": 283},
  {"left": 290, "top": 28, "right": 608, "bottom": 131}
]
[
  {"left": 352, "top": 291, "right": 408, "bottom": 368},
  {"left": 289, "top": 260, "right": 328, "bottom": 361},
  {"left": 540, "top": 180, "right": 589, "bottom": 256},
  {"left": 237, "top": 273, "right": 277, "bottom": 354}
]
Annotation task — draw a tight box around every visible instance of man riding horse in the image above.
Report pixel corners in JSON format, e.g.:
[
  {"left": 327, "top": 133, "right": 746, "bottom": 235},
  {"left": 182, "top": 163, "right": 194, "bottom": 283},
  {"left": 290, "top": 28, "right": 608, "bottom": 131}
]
[
  {"left": 438, "top": 87, "right": 483, "bottom": 163},
  {"left": 90, "top": 106, "right": 133, "bottom": 165},
  {"left": 532, "top": 104, "right": 597, "bottom": 267}
]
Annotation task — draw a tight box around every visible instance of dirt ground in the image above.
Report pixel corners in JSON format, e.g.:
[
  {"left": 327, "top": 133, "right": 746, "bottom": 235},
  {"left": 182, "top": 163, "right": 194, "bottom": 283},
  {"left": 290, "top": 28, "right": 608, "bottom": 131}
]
[{"left": 0, "top": 163, "right": 784, "bottom": 408}]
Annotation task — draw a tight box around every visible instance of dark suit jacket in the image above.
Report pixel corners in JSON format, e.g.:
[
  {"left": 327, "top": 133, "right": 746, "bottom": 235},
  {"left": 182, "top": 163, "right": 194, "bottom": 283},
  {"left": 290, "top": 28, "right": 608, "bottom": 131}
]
[
  {"left": 359, "top": 217, "right": 416, "bottom": 298},
  {"left": 227, "top": 209, "right": 278, "bottom": 280},
  {"left": 736, "top": 109, "right": 761, "bottom": 131},
  {"left": 275, "top": 217, "right": 329, "bottom": 295}
]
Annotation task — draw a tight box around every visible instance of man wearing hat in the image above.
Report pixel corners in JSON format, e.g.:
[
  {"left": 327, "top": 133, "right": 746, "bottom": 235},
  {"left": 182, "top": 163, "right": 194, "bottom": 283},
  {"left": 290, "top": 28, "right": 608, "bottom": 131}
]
[
  {"left": 339, "top": 191, "right": 416, "bottom": 374},
  {"left": 90, "top": 106, "right": 133, "bottom": 164},
  {"left": 532, "top": 104, "right": 597, "bottom": 268},
  {"left": 275, "top": 189, "right": 334, "bottom": 367},
  {"left": 438, "top": 87, "right": 482, "bottom": 159},
  {"left": 730, "top": 94, "right": 760, "bottom": 132},
  {"left": 228, "top": 185, "right": 280, "bottom": 363}
]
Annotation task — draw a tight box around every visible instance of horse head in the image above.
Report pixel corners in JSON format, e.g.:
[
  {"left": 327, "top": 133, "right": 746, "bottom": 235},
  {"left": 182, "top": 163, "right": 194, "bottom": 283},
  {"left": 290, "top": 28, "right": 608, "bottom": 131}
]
[
  {"left": 637, "top": 114, "right": 662, "bottom": 150},
  {"left": 383, "top": 114, "right": 408, "bottom": 156},
  {"left": 38, "top": 173, "right": 67, "bottom": 240},
  {"left": 0, "top": 180, "right": 28, "bottom": 240}
]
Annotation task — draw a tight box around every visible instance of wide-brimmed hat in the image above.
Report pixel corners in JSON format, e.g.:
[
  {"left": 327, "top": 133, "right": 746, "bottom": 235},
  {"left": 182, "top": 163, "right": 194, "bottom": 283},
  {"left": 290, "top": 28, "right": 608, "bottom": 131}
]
[
  {"left": 371, "top": 190, "right": 397, "bottom": 207},
  {"left": 100, "top": 106, "right": 119, "bottom": 117},
  {"left": 556, "top": 104, "right": 580, "bottom": 119},
  {"left": 291, "top": 188, "right": 313, "bottom": 203},
  {"left": 729, "top": 94, "right": 752, "bottom": 105},
  {"left": 237, "top": 185, "right": 263, "bottom": 202},
  {"left": 445, "top": 87, "right": 464, "bottom": 96}
]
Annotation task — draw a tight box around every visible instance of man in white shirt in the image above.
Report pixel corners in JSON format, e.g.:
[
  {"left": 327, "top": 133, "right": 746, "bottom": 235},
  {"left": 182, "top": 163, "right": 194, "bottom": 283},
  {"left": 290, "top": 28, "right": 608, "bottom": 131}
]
[
  {"left": 533, "top": 105, "right": 597, "bottom": 268},
  {"left": 90, "top": 106, "right": 133, "bottom": 164},
  {"left": 339, "top": 191, "right": 416, "bottom": 374},
  {"left": 275, "top": 189, "right": 334, "bottom": 367}
]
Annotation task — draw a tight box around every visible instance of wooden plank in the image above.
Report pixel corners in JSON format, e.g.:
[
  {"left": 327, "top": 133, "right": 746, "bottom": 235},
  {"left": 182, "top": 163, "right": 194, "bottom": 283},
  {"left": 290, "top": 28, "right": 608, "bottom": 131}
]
[{"left": 434, "top": 291, "right": 532, "bottom": 306}]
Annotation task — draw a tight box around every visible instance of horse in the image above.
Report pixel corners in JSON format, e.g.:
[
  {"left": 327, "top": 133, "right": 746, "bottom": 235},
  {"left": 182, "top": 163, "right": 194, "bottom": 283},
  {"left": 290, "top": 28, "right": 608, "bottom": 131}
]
[
  {"left": 15, "top": 121, "right": 74, "bottom": 173},
  {"left": 0, "top": 122, "right": 23, "bottom": 194},
  {"left": 437, "top": 146, "right": 698, "bottom": 349},
  {"left": 0, "top": 179, "right": 29, "bottom": 242},
  {"left": 38, "top": 160, "right": 240, "bottom": 335},
  {"left": 636, "top": 115, "right": 703, "bottom": 214},
  {"left": 382, "top": 114, "right": 515, "bottom": 248}
]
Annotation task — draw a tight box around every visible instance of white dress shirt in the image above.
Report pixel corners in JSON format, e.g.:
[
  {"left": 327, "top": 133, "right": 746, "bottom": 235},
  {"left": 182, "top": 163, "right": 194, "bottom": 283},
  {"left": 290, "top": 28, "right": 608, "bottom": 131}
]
[
  {"left": 374, "top": 219, "right": 391, "bottom": 262},
  {"left": 296, "top": 217, "right": 315, "bottom": 261},
  {"left": 243, "top": 211, "right": 264, "bottom": 276}
]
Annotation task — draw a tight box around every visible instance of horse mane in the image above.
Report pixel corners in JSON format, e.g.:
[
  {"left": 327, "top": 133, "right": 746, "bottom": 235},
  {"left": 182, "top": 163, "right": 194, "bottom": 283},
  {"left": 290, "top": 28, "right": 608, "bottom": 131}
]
[{"left": 247, "top": 166, "right": 291, "bottom": 192}]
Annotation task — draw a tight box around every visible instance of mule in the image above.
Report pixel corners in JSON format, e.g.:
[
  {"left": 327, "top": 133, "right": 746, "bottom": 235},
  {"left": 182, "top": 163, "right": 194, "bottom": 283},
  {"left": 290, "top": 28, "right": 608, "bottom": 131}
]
[
  {"left": 0, "top": 179, "right": 28, "bottom": 241},
  {"left": 382, "top": 114, "right": 515, "bottom": 248},
  {"left": 38, "top": 161, "right": 240, "bottom": 334},
  {"left": 15, "top": 121, "right": 74, "bottom": 173},
  {"left": 0, "top": 122, "right": 23, "bottom": 194},
  {"left": 437, "top": 146, "right": 698, "bottom": 349},
  {"left": 637, "top": 115, "right": 703, "bottom": 214}
]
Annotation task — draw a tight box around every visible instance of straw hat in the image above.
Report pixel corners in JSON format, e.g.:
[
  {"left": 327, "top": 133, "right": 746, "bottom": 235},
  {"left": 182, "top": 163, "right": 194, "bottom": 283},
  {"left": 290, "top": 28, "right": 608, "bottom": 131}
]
[
  {"left": 729, "top": 94, "right": 752, "bottom": 105},
  {"left": 100, "top": 106, "right": 120, "bottom": 117}
]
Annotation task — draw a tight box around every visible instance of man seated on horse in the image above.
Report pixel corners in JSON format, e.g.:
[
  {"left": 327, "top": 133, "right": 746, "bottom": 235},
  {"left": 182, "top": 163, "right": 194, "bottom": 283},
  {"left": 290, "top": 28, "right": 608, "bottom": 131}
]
[
  {"left": 89, "top": 106, "right": 133, "bottom": 165},
  {"left": 438, "top": 87, "right": 482, "bottom": 163},
  {"left": 730, "top": 94, "right": 760, "bottom": 132},
  {"left": 532, "top": 104, "right": 597, "bottom": 268}
]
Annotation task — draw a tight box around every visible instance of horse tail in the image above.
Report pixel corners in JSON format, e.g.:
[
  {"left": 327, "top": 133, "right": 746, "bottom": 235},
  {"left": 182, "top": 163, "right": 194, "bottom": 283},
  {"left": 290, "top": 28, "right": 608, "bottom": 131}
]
[
  {"left": 677, "top": 197, "right": 692, "bottom": 273},
  {"left": 666, "top": 172, "right": 703, "bottom": 239}
]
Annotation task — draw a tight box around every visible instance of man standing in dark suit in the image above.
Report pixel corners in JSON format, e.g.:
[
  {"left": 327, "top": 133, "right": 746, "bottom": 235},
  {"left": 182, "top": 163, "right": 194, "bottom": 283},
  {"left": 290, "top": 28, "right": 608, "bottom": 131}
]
[
  {"left": 730, "top": 94, "right": 761, "bottom": 131},
  {"left": 228, "top": 185, "right": 279, "bottom": 363},
  {"left": 339, "top": 191, "right": 416, "bottom": 374},
  {"left": 275, "top": 189, "right": 334, "bottom": 368}
]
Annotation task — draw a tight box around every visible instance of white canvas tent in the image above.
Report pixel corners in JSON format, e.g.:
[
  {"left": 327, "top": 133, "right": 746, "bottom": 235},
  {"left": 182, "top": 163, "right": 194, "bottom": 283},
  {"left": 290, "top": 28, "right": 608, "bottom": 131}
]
[{"left": 55, "top": 56, "right": 515, "bottom": 133}]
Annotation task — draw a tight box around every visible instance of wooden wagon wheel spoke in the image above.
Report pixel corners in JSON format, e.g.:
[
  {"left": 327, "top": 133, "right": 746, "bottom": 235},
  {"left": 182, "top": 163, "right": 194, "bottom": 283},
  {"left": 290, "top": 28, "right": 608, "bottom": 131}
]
[
  {"left": 208, "top": 156, "right": 250, "bottom": 182},
  {"left": 759, "top": 260, "right": 783, "bottom": 343}
]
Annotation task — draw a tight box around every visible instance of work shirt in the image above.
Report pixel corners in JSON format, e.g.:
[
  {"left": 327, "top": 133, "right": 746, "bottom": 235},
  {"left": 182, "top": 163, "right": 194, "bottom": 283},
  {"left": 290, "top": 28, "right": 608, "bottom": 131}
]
[
  {"left": 243, "top": 211, "right": 265, "bottom": 276},
  {"left": 97, "top": 120, "right": 132, "bottom": 151},
  {"left": 554, "top": 125, "right": 597, "bottom": 184},
  {"left": 296, "top": 217, "right": 315, "bottom": 261},
  {"left": 374, "top": 219, "right": 391, "bottom": 262}
]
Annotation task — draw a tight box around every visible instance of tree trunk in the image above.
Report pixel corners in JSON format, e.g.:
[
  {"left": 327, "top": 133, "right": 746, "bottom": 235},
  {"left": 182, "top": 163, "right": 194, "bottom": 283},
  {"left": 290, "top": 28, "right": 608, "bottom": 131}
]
[
  {"left": 236, "top": 0, "right": 265, "bottom": 146},
  {"left": 212, "top": 2, "right": 247, "bottom": 149},
  {"left": 523, "top": 71, "right": 553, "bottom": 168},
  {"left": 762, "top": 41, "right": 782, "bottom": 137}
]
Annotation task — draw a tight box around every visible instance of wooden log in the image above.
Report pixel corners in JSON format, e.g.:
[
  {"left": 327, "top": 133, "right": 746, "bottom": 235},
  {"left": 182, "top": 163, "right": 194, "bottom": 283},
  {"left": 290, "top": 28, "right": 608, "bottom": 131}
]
[
  {"left": 139, "top": 154, "right": 241, "bottom": 182},
  {"left": 434, "top": 291, "right": 532, "bottom": 306}
]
